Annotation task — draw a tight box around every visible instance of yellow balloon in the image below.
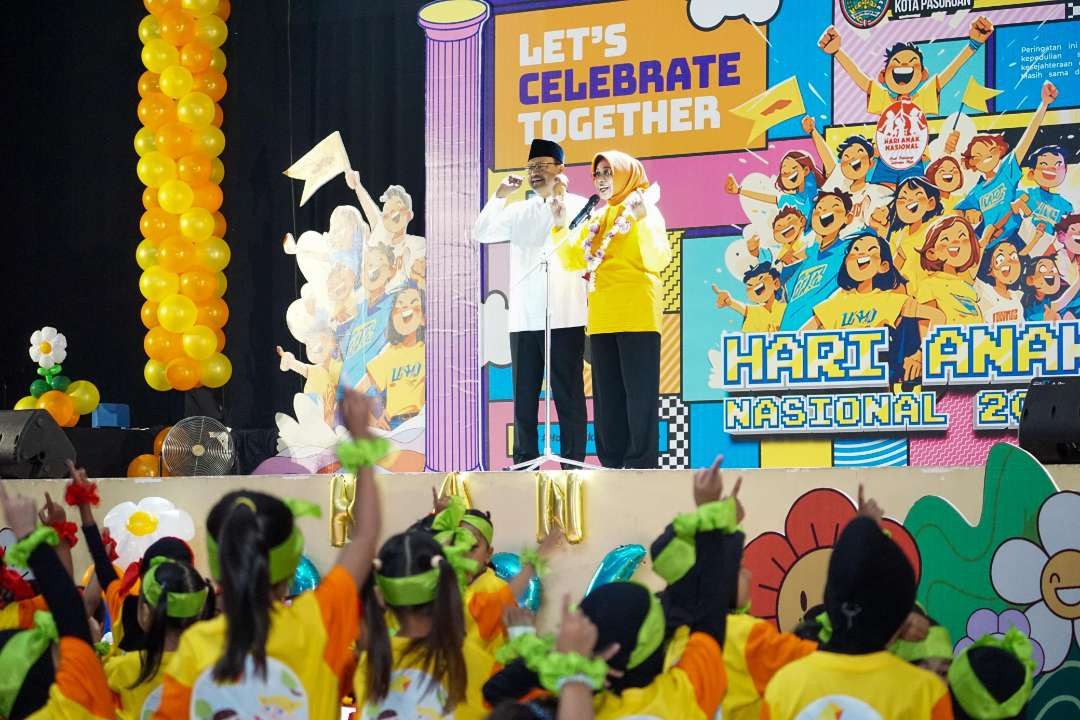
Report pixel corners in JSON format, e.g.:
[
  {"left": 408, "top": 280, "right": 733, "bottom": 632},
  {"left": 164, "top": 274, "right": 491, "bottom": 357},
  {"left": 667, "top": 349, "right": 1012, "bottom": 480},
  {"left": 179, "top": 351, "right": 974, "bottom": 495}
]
[
  {"left": 195, "top": 236, "right": 230, "bottom": 271},
  {"left": 209, "top": 157, "right": 224, "bottom": 184},
  {"left": 138, "top": 15, "right": 162, "bottom": 44},
  {"left": 144, "top": 359, "right": 171, "bottom": 391},
  {"left": 195, "top": 15, "right": 227, "bottom": 48},
  {"left": 179, "top": 207, "right": 214, "bottom": 240},
  {"left": 134, "top": 127, "right": 158, "bottom": 157},
  {"left": 209, "top": 48, "right": 226, "bottom": 73},
  {"left": 159, "top": 65, "right": 194, "bottom": 99},
  {"left": 192, "top": 125, "right": 225, "bottom": 157},
  {"left": 182, "top": 325, "right": 217, "bottom": 360},
  {"left": 139, "top": 266, "right": 180, "bottom": 301},
  {"left": 181, "top": 0, "right": 219, "bottom": 18},
  {"left": 157, "top": 293, "right": 199, "bottom": 333},
  {"left": 199, "top": 353, "right": 232, "bottom": 388},
  {"left": 66, "top": 381, "right": 101, "bottom": 416},
  {"left": 176, "top": 91, "right": 214, "bottom": 126},
  {"left": 158, "top": 179, "right": 194, "bottom": 214},
  {"left": 14, "top": 396, "right": 38, "bottom": 410},
  {"left": 136, "top": 151, "right": 177, "bottom": 188},
  {"left": 141, "top": 39, "right": 179, "bottom": 73},
  {"left": 214, "top": 271, "right": 227, "bottom": 298},
  {"left": 136, "top": 238, "right": 160, "bottom": 270}
]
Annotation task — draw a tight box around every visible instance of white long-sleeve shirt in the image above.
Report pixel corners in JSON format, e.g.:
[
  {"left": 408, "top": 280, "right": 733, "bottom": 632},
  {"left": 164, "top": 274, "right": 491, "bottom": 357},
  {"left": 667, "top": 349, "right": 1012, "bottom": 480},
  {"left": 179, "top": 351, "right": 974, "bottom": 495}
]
[{"left": 474, "top": 192, "right": 589, "bottom": 332}]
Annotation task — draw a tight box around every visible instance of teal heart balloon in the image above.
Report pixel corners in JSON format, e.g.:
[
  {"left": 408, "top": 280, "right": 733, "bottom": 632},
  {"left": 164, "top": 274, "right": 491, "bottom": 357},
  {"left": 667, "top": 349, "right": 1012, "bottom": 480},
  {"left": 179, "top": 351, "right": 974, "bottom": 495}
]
[
  {"left": 492, "top": 552, "right": 542, "bottom": 613},
  {"left": 584, "top": 544, "right": 646, "bottom": 597},
  {"left": 289, "top": 555, "right": 321, "bottom": 596}
]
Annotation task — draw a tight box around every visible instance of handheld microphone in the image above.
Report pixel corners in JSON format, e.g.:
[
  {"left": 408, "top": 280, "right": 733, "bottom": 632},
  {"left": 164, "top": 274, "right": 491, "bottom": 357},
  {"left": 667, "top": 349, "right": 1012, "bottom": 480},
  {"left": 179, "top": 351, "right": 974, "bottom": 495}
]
[{"left": 569, "top": 194, "right": 600, "bottom": 231}]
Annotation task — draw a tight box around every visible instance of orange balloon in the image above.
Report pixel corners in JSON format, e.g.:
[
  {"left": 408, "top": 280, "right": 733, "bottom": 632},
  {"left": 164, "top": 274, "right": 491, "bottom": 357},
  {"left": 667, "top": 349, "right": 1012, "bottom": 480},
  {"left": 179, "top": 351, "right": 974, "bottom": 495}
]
[
  {"left": 141, "top": 300, "right": 161, "bottom": 329},
  {"left": 144, "top": 326, "right": 184, "bottom": 362},
  {"left": 160, "top": 9, "right": 196, "bottom": 45},
  {"left": 158, "top": 235, "right": 196, "bottom": 272},
  {"left": 145, "top": 0, "right": 181, "bottom": 16},
  {"left": 137, "top": 92, "right": 175, "bottom": 129},
  {"left": 142, "top": 186, "right": 160, "bottom": 210},
  {"left": 192, "top": 183, "right": 223, "bottom": 212},
  {"left": 214, "top": 327, "right": 226, "bottom": 352},
  {"left": 177, "top": 153, "right": 211, "bottom": 186},
  {"left": 165, "top": 356, "right": 200, "bottom": 391},
  {"left": 197, "top": 297, "right": 229, "bottom": 328},
  {"left": 179, "top": 40, "right": 212, "bottom": 72},
  {"left": 61, "top": 412, "right": 80, "bottom": 428},
  {"left": 127, "top": 453, "right": 161, "bottom": 478},
  {"left": 194, "top": 71, "right": 227, "bottom": 102},
  {"left": 138, "top": 71, "right": 161, "bottom": 98},
  {"left": 212, "top": 211, "right": 226, "bottom": 236},
  {"left": 140, "top": 208, "right": 179, "bottom": 240},
  {"left": 179, "top": 269, "right": 216, "bottom": 302},
  {"left": 211, "top": 102, "right": 223, "bottom": 128},
  {"left": 154, "top": 121, "right": 193, "bottom": 159},
  {"left": 153, "top": 426, "right": 172, "bottom": 455},
  {"left": 214, "top": 0, "right": 230, "bottom": 20},
  {"left": 37, "top": 391, "right": 75, "bottom": 426}
]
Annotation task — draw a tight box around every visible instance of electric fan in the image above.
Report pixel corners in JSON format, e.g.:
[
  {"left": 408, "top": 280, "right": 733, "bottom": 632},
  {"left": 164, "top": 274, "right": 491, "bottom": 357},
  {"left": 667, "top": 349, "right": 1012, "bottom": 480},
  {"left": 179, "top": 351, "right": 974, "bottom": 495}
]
[{"left": 160, "top": 416, "right": 235, "bottom": 476}]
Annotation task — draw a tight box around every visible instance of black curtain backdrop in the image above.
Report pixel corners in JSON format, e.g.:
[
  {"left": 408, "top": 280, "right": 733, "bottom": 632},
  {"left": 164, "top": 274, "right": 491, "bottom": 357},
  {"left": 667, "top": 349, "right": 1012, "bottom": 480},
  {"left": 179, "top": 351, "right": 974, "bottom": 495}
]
[{"left": 1, "top": 0, "right": 426, "bottom": 430}]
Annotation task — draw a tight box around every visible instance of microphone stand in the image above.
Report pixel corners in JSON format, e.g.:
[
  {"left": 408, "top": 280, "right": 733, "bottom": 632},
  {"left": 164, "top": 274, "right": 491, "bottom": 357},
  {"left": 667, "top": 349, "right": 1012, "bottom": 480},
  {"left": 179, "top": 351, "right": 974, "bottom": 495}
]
[{"left": 507, "top": 194, "right": 600, "bottom": 472}]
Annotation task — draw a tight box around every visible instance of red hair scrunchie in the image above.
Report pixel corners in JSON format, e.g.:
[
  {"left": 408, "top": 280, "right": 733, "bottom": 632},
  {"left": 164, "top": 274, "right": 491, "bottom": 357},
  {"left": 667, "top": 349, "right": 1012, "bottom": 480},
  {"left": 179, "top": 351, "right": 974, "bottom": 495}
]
[
  {"left": 64, "top": 480, "right": 99, "bottom": 507},
  {"left": 101, "top": 528, "right": 119, "bottom": 562},
  {"left": 49, "top": 521, "right": 79, "bottom": 548}
]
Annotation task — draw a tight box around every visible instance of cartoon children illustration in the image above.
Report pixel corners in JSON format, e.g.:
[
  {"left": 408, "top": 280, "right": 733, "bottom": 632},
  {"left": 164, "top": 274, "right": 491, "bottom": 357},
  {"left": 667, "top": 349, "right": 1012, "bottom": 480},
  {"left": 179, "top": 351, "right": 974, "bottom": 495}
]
[
  {"left": 974, "top": 237, "right": 1025, "bottom": 324},
  {"left": 770, "top": 207, "right": 808, "bottom": 266},
  {"left": 1054, "top": 213, "right": 1080, "bottom": 286},
  {"left": 915, "top": 216, "right": 986, "bottom": 326},
  {"left": 339, "top": 242, "right": 398, "bottom": 388},
  {"left": 818, "top": 17, "right": 995, "bottom": 186},
  {"left": 1021, "top": 255, "right": 1079, "bottom": 321},
  {"left": 354, "top": 286, "right": 426, "bottom": 431},
  {"left": 804, "top": 117, "right": 892, "bottom": 225},
  {"left": 956, "top": 81, "right": 1058, "bottom": 240},
  {"left": 725, "top": 150, "right": 826, "bottom": 220},
  {"left": 712, "top": 262, "right": 787, "bottom": 333},
  {"left": 888, "top": 176, "right": 943, "bottom": 287},
  {"left": 1012, "top": 145, "right": 1075, "bottom": 256},
  {"left": 282, "top": 205, "right": 368, "bottom": 277},
  {"left": 275, "top": 324, "right": 343, "bottom": 424},
  {"left": 925, "top": 154, "right": 966, "bottom": 214},
  {"left": 779, "top": 190, "right": 856, "bottom": 331},
  {"left": 346, "top": 171, "right": 426, "bottom": 292}
]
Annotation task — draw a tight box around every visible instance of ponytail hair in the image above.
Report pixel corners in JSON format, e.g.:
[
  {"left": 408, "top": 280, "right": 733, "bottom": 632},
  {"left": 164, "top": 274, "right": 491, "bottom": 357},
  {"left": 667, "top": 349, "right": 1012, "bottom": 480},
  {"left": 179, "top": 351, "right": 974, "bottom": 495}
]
[
  {"left": 363, "top": 530, "right": 466, "bottom": 712},
  {"left": 206, "top": 491, "right": 294, "bottom": 682},
  {"left": 132, "top": 559, "right": 211, "bottom": 688}
]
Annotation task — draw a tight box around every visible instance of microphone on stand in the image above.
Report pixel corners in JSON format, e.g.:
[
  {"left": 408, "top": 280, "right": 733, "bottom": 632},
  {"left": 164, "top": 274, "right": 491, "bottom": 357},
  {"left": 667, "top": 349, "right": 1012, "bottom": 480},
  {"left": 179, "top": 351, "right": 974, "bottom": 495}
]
[{"left": 569, "top": 194, "right": 601, "bottom": 230}]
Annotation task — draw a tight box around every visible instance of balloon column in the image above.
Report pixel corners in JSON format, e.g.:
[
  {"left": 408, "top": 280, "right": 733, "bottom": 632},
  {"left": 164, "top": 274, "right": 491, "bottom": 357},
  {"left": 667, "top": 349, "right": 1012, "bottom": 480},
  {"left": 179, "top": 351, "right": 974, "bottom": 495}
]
[
  {"left": 137, "top": 0, "right": 231, "bottom": 392},
  {"left": 14, "top": 327, "right": 101, "bottom": 427}
]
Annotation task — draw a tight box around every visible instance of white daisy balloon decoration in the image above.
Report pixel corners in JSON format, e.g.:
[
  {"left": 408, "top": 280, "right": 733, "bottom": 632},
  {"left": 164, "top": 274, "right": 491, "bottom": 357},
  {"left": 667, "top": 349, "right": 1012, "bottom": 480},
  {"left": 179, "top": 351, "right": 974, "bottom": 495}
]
[
  {"left": 990, "top": 491, "right": 1080, "bottom": 673},
  {"left": 28, "top": 327, "right": 67, "bottom": 369},
  {"left": 102, "top": 497, "right": 195, "bottom": 569}
]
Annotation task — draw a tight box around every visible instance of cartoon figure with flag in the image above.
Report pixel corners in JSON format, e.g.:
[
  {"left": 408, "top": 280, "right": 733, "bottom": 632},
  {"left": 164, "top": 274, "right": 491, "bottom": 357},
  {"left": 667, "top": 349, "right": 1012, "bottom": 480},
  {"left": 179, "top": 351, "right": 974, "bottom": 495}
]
[{"left": 818, "top": 16, "right": 994, "bottom": 187}]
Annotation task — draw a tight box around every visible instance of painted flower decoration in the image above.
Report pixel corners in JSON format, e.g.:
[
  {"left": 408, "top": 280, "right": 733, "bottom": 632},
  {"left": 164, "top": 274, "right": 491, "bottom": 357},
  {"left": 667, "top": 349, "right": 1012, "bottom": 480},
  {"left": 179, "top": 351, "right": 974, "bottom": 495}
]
[
  {"left": 28, "top": 327, "right": 67, "bottom": 369},
  {"left": 955, "top": 608, "right": 1045, "bottom": 675},
  {"left": 990, "top": 491, "right": 1080, "bottom": 673},
  {"left": 102, "top": 497, "right": 195, "bottom": 569},
  {"left": 742, "top": 488, "right": 921, "bottom": 630}
]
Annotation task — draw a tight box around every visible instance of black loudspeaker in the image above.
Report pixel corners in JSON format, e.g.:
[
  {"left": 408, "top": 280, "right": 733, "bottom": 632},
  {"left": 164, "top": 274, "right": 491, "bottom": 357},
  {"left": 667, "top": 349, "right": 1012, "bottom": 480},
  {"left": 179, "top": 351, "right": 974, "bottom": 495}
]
[
  {"left": 0, "top": 410, "right": 77, "bottom": 479},
  {"left": 1019, "top": 378, "right": 1080, "bottom": 465}
]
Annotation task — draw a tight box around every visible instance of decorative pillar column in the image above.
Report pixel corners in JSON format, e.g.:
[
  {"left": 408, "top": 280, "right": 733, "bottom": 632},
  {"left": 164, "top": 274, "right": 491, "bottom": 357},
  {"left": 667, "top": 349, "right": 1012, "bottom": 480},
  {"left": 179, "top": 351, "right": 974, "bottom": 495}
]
[{"left": 417, "top": 0, "right": 489, "bottom": 471}]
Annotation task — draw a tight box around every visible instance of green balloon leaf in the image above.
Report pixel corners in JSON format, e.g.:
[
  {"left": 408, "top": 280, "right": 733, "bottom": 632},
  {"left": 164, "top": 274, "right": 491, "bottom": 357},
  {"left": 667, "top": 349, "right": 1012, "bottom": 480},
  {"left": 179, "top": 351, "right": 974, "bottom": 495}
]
[
  {"left": 49, "top": 375, "right": 71, "bottom": 392},
  {"left": 30, "top": 380, "right": 50, "bottom": 398}
]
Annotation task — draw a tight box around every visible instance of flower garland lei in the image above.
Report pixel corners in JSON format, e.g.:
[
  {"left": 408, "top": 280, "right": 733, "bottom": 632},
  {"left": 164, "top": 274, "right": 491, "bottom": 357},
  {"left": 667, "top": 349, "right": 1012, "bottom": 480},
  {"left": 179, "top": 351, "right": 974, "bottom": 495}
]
[{"left": 581, "top": 207, "right": 635, "bottom": 293}]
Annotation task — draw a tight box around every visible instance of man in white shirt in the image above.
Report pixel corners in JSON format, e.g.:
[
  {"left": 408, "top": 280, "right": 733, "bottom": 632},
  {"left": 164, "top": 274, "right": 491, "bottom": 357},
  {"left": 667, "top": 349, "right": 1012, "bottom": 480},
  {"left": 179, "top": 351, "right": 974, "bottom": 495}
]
[{"left": 474, "top": 139, "right": 588, "bottom": 467}]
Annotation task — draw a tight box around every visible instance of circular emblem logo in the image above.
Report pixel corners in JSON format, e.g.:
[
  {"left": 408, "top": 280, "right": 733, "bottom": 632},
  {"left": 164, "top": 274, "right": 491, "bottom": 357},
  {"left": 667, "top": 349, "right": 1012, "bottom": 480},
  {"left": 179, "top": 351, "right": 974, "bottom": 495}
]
[{"left": 875, "top": 99, "right": 928, "bottom": 170}]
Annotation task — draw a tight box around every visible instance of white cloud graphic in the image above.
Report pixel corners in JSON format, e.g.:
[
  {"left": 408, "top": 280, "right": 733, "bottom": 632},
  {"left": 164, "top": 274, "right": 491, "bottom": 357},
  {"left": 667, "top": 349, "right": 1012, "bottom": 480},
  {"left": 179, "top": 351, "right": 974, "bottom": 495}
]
[
  {"left": 482, "top": 293, "right": 511, "bottom": 367},
  {"left": 687, "top": 0, "right": 781, "bottom": 30}
]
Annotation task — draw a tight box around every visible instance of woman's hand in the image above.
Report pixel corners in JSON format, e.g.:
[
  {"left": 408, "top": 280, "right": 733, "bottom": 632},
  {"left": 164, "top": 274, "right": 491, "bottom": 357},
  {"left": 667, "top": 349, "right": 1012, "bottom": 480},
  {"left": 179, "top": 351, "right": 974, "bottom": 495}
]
[
  {"left": 549, "top": 194, "right": 568, "bottom": 229},
  {"left": 625, "top": 190, "right": 646, "bottom": 220}
]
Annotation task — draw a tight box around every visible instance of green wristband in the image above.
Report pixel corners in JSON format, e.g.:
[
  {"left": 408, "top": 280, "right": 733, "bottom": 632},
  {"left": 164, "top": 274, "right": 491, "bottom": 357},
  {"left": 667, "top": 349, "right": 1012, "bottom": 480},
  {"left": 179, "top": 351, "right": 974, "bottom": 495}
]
[
  {"left": 336, "top": 437, "right": 391, "bottom": 472},
  {"left": 5, "top": 526, "right": 60, "bottom": 568}
]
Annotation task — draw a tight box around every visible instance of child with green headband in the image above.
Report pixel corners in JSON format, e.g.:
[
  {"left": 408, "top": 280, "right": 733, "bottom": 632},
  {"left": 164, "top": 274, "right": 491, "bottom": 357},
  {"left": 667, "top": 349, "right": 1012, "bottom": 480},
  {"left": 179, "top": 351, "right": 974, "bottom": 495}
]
[
  {"left": 153, "top": 390, "right": 385, "bottom": 720},
  {"left": 0, "top": 481, "right": 115, "bottom": 719},
  {"left": 949, "top": 628, "right": 1035, "bottom": 720},
  {"left": 890, "top": 605, "right": 953, "bottom": 681},
  {"left": 354, "top": 527, "right": 490, "bottom": 718},
  {"left": 483, "top": 457, "right": 743, "bottom": 719},
  {"left": 103, "top": 557, "right": 211, "bottom": 720}
]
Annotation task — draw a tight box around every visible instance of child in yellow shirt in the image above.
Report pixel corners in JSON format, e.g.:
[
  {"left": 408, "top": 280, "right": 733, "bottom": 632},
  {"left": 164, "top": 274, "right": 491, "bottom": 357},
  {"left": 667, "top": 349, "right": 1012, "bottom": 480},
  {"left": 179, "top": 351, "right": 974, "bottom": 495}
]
[
  {"left": 915, "top": 215, "right": 986, "bottom": 326},
  {"left": 712, "top": 263, "right": 787, "bottom": 333},
  {"left": 888, "top": 176, "right": 944, "bottom": 291},
  {"left": 355, "top": 286, "right": 426, "bottom": 429}
]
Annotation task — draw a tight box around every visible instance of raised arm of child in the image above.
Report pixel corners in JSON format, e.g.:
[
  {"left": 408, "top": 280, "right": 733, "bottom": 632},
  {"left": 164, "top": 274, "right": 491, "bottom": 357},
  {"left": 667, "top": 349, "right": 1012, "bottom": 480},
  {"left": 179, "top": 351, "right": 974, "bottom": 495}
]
[
  {"left": 803, "top": 116, "right": 837, "bottom": 179},
  {"left": 726, "top": 174, "right": 779, "bottom": 206},
  {"left": 818, "top": 26, "right": 872, "bottom": 94},
  {"left": 336, "top": 389, "right": 384, "bottom": 591},
  {"left": 712, "top": 284, "right": 748, "bottom": 318}
]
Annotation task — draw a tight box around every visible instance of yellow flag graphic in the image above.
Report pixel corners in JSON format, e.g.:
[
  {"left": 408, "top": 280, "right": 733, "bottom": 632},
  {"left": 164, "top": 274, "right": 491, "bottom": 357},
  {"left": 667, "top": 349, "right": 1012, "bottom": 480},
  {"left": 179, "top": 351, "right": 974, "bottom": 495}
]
[
  {"left": 960, "top": 76, "right": 1002, "bottom": 113},
  {"left": 730, "top": 76, "right": 806, "bottom": 144},
  {"left": 283, "top": 131, "right": 352, "bottom": 206}
]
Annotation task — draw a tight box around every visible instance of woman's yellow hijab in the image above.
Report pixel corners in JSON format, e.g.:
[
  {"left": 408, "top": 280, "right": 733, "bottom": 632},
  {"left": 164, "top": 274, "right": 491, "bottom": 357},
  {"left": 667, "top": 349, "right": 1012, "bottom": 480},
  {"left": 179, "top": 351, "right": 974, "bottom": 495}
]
[{"left": 593, "top": 150, "right": 649, "bottom": 206}]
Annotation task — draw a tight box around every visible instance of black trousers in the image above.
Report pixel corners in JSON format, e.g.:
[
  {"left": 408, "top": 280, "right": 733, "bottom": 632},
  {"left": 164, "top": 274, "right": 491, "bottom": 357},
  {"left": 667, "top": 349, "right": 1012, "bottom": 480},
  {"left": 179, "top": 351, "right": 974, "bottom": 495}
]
[
  {"left": 590, "top": 331, "right": 660, "bottom": 469},
  {"left": 509, "top": 327, "right": 587, "bottom": 466}
]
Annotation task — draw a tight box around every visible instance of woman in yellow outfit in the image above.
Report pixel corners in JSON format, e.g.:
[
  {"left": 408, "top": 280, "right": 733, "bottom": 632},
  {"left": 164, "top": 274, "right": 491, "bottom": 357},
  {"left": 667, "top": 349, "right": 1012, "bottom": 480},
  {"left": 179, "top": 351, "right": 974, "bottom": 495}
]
[{"left": 552, "top": 151, "right": 671, "bottom": 469}]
